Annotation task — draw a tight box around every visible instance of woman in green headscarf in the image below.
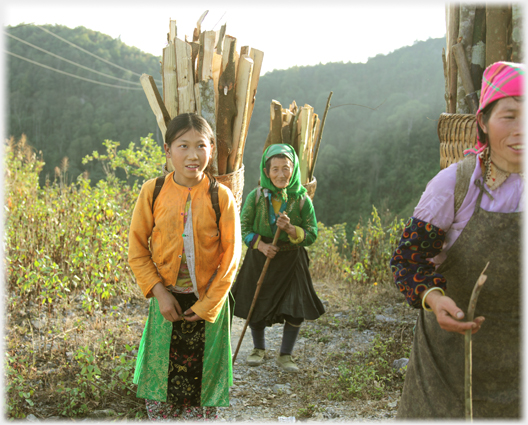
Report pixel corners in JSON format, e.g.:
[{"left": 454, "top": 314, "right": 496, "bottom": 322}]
[{"left": 231, "top": 144, "right": 325, "bottom": 373}]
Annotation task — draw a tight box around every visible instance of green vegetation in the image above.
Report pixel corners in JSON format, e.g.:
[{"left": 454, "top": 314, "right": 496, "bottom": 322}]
[
  {"left": 5, "top": 23, "right": 435, "bottom": 419},
  {"left": 5, "top": 134, "right": 412, "bottom": 419},
  {"left": 6, "top": 23, "right": 445, "bottom": 237}
]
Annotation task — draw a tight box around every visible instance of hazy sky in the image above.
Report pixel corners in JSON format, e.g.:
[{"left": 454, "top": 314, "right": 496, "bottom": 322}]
[{"left": 3, "top": 1, "right": 451, "bottom": 75}]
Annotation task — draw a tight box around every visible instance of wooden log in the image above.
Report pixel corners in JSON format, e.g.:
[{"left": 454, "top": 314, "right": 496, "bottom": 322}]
[
  {"left": 470, "top": 6, "right": 486, "bottom": 93},
  {"left": 269, "top": 100, "right": 284, "bottom": 145},
  {"left": 448, "top": 50, "right": 458, "bottom": 114},
  {"left": 310, "top": 91, "right": 333, "bottom": 181},
  {"left": 459, "top": 5, "right": 476, "bottom": 63},
  {"left": 453, "top": 43, "right": 479, "bottom": 114},
  {"left": 290, "top": 108, "right": 302, "bottom": 154},
  {"left": 215, "top": 23, "right": 226, "bottom": 55},
  {"left": 216, "top": 39, "right": 237, "bottom": 175},
  {"left": 168, "top": 20, "right": 177, "bottom": 43},
  {"left": 212, "top": 52, "right": 222, "bottom": 117},
  {"left": 197, "top": 79, "right": 217, "bottom": 175},
  {"left": 197, "top": 33, "right": 205, "bottom": 83},
  {"left": 140, "top": 74, "right": 171, "bottom": 140},
  {"left": 512, "top": 4, "right": 523, "bottom": 62},
  {"left": 175, "top": 38, "right": 196, "bottom": 114},
  {"left": 198, "top": 31, "right": 216, "bottom": 81},
  {"left": 442, "top": 48, "right": 449, "bottom": 112},
  {"left": 191, "top": 41, "right": 200, "bottom": 83},
  {"left": 193, "top": 10, "right": 208, "bottom": 42},
  {"left": 162, "top": 43, "right": 178, "bottom": 118},
  {"left": 446, "top": 4, "right": 460, "bottom": 114},
  {"left": 308, "top": 113, "right": 319, "bottom": 179},
  {"left": 228, "top": 55, "right": 253, "bottom": 173},
  {"left": 486, "top": 5, "right": 510, "bottom": 66},
  {"left": 240, "top": 48, "right": 264, "bottom": 147},
  {"left": 221, "top": 35, "right": 236, "bottom": 73},
  {"left": 281, "top": 123, "right": 291, "bottom": 146},
  {"left": 456, "top": 5, "right": 476, "bottom": 114},
  {"left": 299, "top": 106, "right": 314, "bottom": 185},
  {"left": 281, "top": 108, "right": 294, "bottom": 145}
]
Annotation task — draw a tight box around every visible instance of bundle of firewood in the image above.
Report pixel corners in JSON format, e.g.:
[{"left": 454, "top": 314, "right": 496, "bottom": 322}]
[
  {"left": 443, "top": 4, "right": 522, "bottom": 114},
  {"left": 140, "top": 12, "right": 264, "bottom": 178},
  {"left": 262, "top": 93, "right": 332, "bottom": 191}
]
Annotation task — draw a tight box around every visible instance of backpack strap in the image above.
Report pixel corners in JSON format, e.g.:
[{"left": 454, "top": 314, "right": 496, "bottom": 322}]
[
  {"left": 454, "top": 154, "right": 477, "bottom": 215},
  {"left": 151, "top": 175, "right": 221, "bottom": 230},
  {"left": 151, "top": 176, "right": 166, "bottom": 215},
  {"left": 300, "top": 194, "right": 307, "bottom": 211},
  {"left": 209, "top": 177, "right": 221, "bottom": 229},
  {"left": 254, "top": 186, "right": 262, "bottom": 206}
]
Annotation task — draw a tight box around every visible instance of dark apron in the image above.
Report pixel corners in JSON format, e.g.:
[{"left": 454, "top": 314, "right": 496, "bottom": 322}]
[{"left": 398, "top": 182, "right": 521, "bottom": 419}]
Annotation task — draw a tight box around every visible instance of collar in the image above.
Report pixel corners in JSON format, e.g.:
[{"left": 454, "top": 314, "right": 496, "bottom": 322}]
[
  {"left": 167, "top": 172, "right": 210, "bottom": 194},
  {"left": 479, "top": 150, "right": 517, "bottom": 191}
]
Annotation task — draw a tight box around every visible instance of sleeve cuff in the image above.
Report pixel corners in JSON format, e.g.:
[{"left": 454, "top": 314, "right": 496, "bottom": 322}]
[{"left": 288, "top": 226, "right": 305, "bottom": 244}]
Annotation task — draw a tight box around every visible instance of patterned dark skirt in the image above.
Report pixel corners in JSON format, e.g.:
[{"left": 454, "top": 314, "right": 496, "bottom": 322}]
[
  {"left": 134, "top": 292, "right": 232, "bottom": 411},
  {"left": 231, "top": 245, "right": 325, "bottom": 326}
]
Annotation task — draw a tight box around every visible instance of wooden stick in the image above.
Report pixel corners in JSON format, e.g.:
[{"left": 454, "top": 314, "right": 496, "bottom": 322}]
[
  {"left": 446, "top": 4, "right": 460, "bottom": 114},
  {"left": 232, "top": 227, "right": 281, "bottom": 364},
  {"left": 199, "top": 79, "right": 217, "bottom": 175},
  {"left": 237, "top": 48, "right": 264, "bottom": 163},
  {"left": 215, "top": 23, "right": 226, "bottom": 55},
  {"left": 168, "top": 20, "right": 177, "bottom": 43},
  {"left": 448, "top": 49, "right": 458, "bottom": 114},
  {"left": 299, "top": 105, "right": 314, "bottom": 185},
  {"left": 228, "top": 55, "right": 254, "bottom": 173},
  {"left": 193, "top": 10, "right": 208, "bottom": 42},
  {"left": 216, "top": 38, "right": 237, "bottom": 175},
  {"left": 453, "top": 43, "right": 479, "bottom": 114},
  {"left": 269, "top": 100, "right": 283, "bottom": 145},
  {"left": 470, "top": 6, "right": 486, "bottom": 91},
  {"left": 140, "top": 74, "right": 171, "bottom": 139},
  {"left": 162, "top": 43, "right": 178, "bottom": 119},
  {"left": 465, "top": 262, "right": 489, "bottom": 421},
  {"left": 485, "top": 6, "right": 510, "bottom": 66},
  {"left": 511, "top": 4, "right": 522, "bottom": 62},
  {"left": 442, "top": 48, "right": 449, "bottom": 112},
  {"left": 310, "top": 91, "right": 332, "bottom": 181},
  {"left": 175, "top": 38, "right": 196, "bottom": 114}
]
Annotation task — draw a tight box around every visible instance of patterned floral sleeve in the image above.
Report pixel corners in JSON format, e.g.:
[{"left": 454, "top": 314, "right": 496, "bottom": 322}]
[{"left": 389, "top": 217, "right": 447, "bottom": 308}]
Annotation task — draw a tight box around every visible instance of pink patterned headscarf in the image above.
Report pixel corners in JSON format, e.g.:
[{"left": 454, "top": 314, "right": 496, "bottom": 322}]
[{"left": 464, "top": 61, "right": 524, "bottom": 155}]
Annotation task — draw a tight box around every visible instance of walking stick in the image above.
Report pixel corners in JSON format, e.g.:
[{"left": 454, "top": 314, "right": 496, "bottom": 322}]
[
  {"left": 465, "top": 261, "right": 489, "bottom": 421},
  {"left": 232, "top": 227, "right": 281, "bottom": 364}
]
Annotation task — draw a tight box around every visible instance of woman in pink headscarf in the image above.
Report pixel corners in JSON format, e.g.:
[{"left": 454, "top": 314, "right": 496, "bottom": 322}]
[{"left": 390, "top": 62, "right": 523, "bottom": 419}]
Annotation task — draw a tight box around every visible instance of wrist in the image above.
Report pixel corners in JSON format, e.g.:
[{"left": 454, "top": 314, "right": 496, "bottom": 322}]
[
  {"left": 421, "top": 287, "right": 445, "bottom": 311},
  {"left": 151, "top": 282, "right": 167, "bottom": 298}
]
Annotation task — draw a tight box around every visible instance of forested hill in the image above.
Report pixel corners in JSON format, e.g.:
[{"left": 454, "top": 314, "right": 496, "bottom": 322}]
[
  {"left": 244, "top": 37, "right": 446, "bottom": 228},
  {"left": 6, "top": 23, "right": 446, "bottom": 230}
]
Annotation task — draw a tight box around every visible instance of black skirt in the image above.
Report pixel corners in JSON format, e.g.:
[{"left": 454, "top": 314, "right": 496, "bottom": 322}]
[{"left": 231, "top": 246, "right": 325, "bottom": 326}]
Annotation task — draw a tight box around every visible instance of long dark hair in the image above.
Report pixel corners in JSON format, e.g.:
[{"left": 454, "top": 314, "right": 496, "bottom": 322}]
[{"left": 165, "top": 113, "right": 216, "bottom": 182}]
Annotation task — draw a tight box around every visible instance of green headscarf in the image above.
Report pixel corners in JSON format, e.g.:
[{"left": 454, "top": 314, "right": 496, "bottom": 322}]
[{"left": 260, "top": 144, "right": 307, "bottom": 202}]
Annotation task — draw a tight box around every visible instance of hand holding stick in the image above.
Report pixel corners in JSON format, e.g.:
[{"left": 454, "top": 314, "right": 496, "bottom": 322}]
[
  {"left": 232, "top": 227, "right": 281, "bottom": 364},
  {"left": 465, "top": 262, "right": 489, "bottom": 421}
]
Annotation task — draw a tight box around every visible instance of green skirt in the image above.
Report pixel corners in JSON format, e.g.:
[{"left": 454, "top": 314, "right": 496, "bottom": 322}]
[{"left": 133, "top": 293, "right": 233, "bottom": 407}]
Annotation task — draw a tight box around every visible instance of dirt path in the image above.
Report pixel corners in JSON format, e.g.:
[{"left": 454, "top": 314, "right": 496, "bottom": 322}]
[{"left": 218, "top": 305, "right": 401, "bottom": 421}]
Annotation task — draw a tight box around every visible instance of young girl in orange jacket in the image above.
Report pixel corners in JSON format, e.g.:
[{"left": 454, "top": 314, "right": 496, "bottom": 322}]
[{"left": 128, "top": 113, "right": 241, "bottom": 421}]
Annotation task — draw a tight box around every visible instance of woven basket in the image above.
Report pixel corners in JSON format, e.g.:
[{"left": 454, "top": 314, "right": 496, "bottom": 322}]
[
  {"left": 161, "top": 163, "right": 245, "bottom": 213},
  {"left": 303, "top": 176, "right": 317, "bottom": 201},
  {"left": 215, "top": 165, "right": 245, "bottom": 213},
  {"left": 437, "top": 113, "right": 477, "bottom": 169}
]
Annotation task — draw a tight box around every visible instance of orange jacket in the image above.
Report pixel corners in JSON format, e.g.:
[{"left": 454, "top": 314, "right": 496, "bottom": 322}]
[{"left": 128, "top": 173, "right": 241, "bottom": 323}]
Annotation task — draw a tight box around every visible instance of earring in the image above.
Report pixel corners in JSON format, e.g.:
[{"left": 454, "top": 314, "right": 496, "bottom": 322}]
[{"left": 482, "top": 144, "right": 492, "bottom": 182}]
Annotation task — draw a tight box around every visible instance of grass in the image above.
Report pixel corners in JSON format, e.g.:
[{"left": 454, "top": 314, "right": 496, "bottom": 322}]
[{"left": 4, "top": 135, "right": 412, "bottom": 419}]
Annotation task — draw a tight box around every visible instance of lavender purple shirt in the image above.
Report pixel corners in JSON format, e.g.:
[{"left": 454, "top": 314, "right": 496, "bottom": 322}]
[{"left": 413, "top": 159, "right": 524, "bottom": 267}]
